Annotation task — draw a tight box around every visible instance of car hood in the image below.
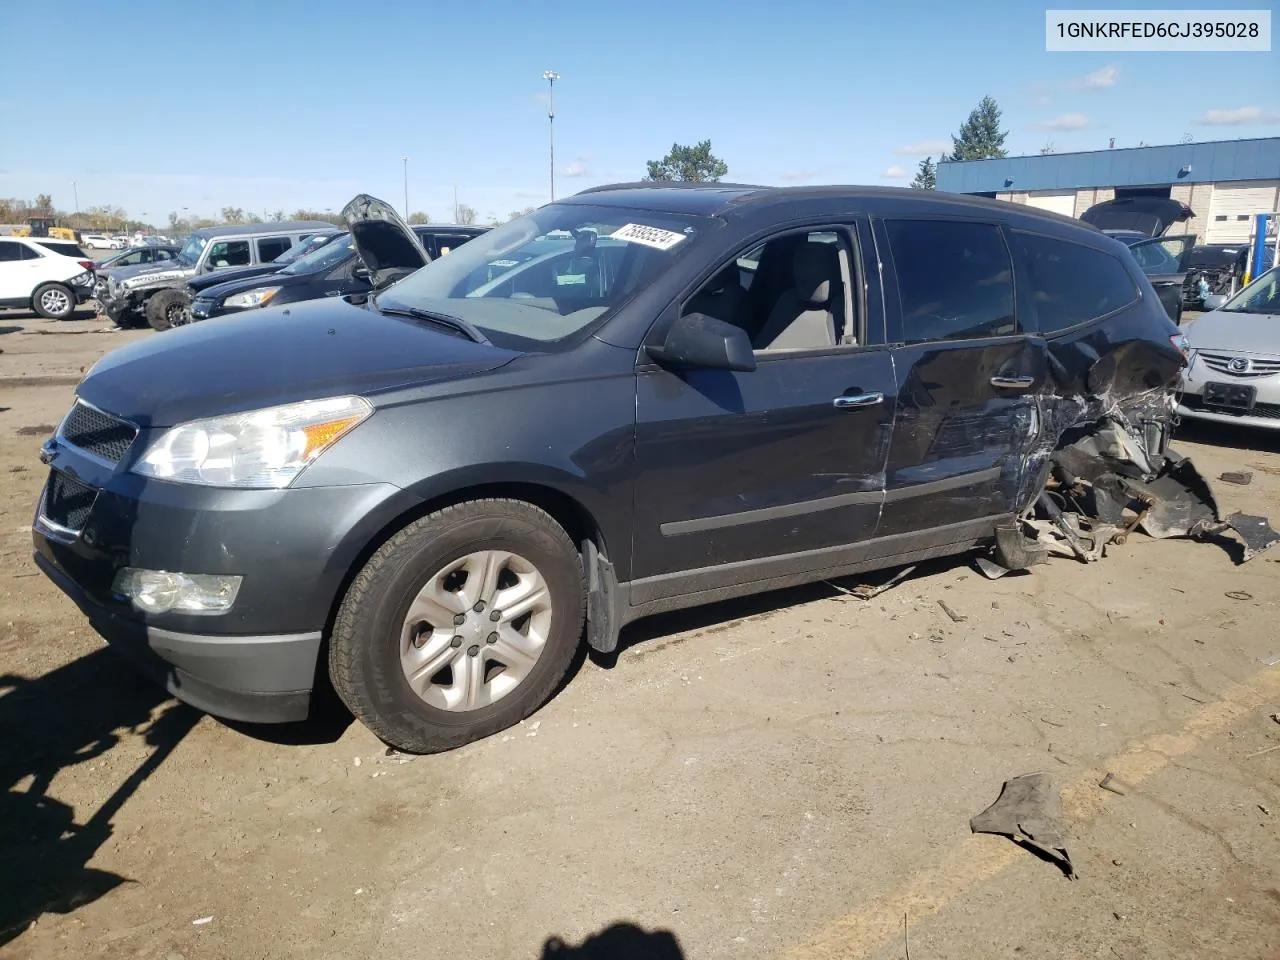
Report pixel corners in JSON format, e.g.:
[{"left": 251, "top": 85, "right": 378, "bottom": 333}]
[
  {"left": 1080, "top": 197, "right": 1194, "bottom": 237},
  {"left": 186, "top": 262, "right": 283, "bottom": 293},
  {"left": 341, "top": 193, "right": 431, "bottom": 290},
  {"left": 76, "top": 297, "right": 520, "bottom": 428},
  {"left": 1184, "top": 310, "right": 1280, "bottom": 355}
]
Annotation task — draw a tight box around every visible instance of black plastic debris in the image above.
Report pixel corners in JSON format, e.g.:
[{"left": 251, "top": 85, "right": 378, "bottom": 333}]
[
  {"left": 970, "top": 773, "right": 1076, "bottom": 879},
  {"left": 1223, "top": 514, "right": 1280, "bottom": 562}
]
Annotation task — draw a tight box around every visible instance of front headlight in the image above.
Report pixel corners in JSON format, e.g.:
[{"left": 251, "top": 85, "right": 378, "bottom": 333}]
[
  {"left": 224, "top": 286, "right": 282, "bottom": 310},
  {"left": 132, "top": 396, "right": 373, "bottom": 488}
]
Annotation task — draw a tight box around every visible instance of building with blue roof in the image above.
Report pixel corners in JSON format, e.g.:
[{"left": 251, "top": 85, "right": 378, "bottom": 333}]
[{"left": 936, "top": 137, "right": 1280, "bottom": 245}]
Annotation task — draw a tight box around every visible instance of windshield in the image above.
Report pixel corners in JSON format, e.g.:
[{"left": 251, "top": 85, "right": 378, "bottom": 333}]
[
  {"left": 178, "top": 235, "right": 207, "bottom": 265},
  {"left": 1220, "top": 266, "right": 1280, "bottom": 315},
  {"left": 275, "top": 233, "right": 336, "bottom": 264},
  {"left": 281, "top": 233, "right": 356, "bottom": 275},
  {"left": 375, "top": 203, "right": 707, "bottom": 347}
]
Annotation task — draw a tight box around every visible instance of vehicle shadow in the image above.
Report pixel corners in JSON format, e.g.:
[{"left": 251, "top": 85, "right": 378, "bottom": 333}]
[
  {"left": 537, "top": 922, "right": 686, "bottom": 958},
  {"left": 0, "top": 647, "right": 199, "bottom": 947},
  {"left": 591, "top": 555, "right": 976, "bottom": 668},
  {"left": 1174, "top": 419, "right": 1280, "bottom": 455}
]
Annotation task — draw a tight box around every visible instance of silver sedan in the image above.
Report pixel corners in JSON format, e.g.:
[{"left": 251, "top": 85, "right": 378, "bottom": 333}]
[{"left": 1178, "top": 264, "right": 1280, "bottom": 430}]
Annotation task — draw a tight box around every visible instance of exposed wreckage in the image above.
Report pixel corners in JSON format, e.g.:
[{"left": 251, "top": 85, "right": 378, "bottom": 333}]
[{"left": 983, "top": 386, "right": 1279, "bottom": 576}]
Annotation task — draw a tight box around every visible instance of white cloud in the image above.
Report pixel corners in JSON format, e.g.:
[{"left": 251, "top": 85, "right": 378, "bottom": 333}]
[
  {"left": 1034, "top": 113, "right": 1091, "bottom": 131},
  {"left": 894, "top": 139, "right": 950, "bottom": 156},
  {"left": 1196, "top": 105, "right": 1280, "bottom": 126},
  {"left": 560, "top": 161, "right": 589, "bottom": 177},
  {"left": 881, "top": 165, "right": 907, "bottom": 179},
  {"left": 780, "top": 169, "right": 816, "bottom": 181},
  {"left": 1081, "top": 65, "right": 1118, "bottom": 88}
]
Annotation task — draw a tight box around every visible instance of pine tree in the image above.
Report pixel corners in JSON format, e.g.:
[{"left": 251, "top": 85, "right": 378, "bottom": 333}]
[
  {"left": 948, "top": 96, "right": 1009, "bottom": 161},
  {"left": 910, "top": 156, "right": 937, "bottom": 190}
]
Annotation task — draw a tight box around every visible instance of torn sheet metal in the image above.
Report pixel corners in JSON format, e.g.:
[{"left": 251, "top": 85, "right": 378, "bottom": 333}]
[{"left": 971, "top": 773, "right": 1076, "bottom": 879}]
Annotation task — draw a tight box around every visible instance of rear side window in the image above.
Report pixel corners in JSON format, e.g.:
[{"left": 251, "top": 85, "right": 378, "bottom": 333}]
[
  {"left": 1011, "top": 233, "right": 1138, "bottom": 334},
  {"left": 207, "top": 240, "right": 251, "bottom": 267},
  {"left": 36, "top": 241, "right": 87, "bottom": 258},
  {"left": 20, "top": 244, "right": 43, "bottom": 260},
  {"left": 0, "top": 241, "right": 21, "bottom": 262},
  {"left": 256, "top": 236, "right": 292, "bottom": 261},
  {"left": 884, "top": 219, "right": 1015, "bottom": 342}
]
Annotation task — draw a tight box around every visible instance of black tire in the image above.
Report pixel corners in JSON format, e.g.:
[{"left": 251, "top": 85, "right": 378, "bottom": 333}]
[
  {"left": 145, "top": 288, "right": 188, "bottom": 331},
  {"left": 32, "top": 283, "right": 75, "bottom": 320},
  {"left": 329, "top": 499, "right": 585, "bottom": 754}
]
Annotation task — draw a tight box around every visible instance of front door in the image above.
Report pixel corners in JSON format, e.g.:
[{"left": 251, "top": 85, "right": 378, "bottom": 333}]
[
  {"left": 873, "top": 216, "right": 1048, "bottom": 538},
  {"left": 631, "top": 223, "right": 897, "bottom": 602}
]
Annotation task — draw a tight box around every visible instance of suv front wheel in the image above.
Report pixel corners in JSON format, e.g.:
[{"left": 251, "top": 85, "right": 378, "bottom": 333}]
[
  {"left": 146, "top": 289, "right": 190, "bottom": 331},
  {"left": 329, "top": 499, "right": 586, "bottom": 754}
]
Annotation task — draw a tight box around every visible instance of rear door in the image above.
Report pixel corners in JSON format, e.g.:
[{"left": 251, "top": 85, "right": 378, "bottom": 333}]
[
  {"left": 873, "top": 216, "right": 1048, "bottom": 538},
  {"left": 631, "top": 220, "right": 897, "bottom": 601}
]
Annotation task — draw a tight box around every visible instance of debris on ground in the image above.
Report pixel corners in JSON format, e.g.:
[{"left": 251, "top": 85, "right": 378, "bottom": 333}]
[
  {"left": 937, "top": 600, "right": 967, "bottom": 624},
  {"left": 192, "top": 916, "right": 214, "bottom": 926},
  {"left": 970, "top": 773, "right": 1076, "bottom": 878},
  {"left": 1098, "top": 772, "right": 1127, "bottom": 796},
  {"left": 828, "top": 565, "right": 918, "bottom": 600},
  {"left": 1226, "top": 591, "right": 1253, "bottom": 601},
  {"left": 1219, "top": 471, "right": 1253, "bottom": 486}
]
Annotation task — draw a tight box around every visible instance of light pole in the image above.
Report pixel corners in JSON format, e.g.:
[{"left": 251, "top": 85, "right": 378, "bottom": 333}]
[
  {"left": 72, "top": 181, "right": 79, "bottom": 217},
  {"left": 400, "top": 156, "right": 410, "bottom": 218},
  {"left": 543, "top": 70, "right": 559, "bottom": 201}
]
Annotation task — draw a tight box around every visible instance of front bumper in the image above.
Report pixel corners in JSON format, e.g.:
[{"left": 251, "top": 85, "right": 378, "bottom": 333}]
[
  {"left": 33, "top": 549, "right": 319, "bottom": 723},
  {"left": 30, "top": 425, "right": 411, "bottom": 724},
  {"left": 1177, "top": 352, "right": 1280, "bottom": 430}
]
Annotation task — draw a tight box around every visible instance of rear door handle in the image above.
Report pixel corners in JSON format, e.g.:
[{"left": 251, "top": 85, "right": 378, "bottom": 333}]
[
  {"left": 833, "top": 392, "right": 884, "bottom": 409},
  {"left": 989, "top": 375, "right": 1035, "bottom": 389}
]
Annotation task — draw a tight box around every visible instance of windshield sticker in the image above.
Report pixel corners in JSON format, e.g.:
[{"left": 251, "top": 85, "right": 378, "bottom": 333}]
[
  {"left": 609, "top": 223, "right": 687, "bottom": 251},
  {"left": 489, "top": 259, "right": 519, "bottom": 268}
]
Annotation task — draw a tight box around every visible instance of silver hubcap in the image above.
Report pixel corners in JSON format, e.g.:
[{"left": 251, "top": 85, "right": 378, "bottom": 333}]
[
  {"left": 399, "top": 550, "right": 552, "bottom": 712},
  {"left": 40, "top": 289, "right": 70, "bottom": 315}
]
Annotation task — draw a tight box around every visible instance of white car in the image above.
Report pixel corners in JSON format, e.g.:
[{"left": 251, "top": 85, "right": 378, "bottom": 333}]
[
  {"left": 0, "top": 236, "right": 97, "bottom": 319},
  {"left": 1178, "top": 264, "right": 1280, "bottom": 430},
  {"left": 82, "top": 234, "right": 124, "bottom": 250}
]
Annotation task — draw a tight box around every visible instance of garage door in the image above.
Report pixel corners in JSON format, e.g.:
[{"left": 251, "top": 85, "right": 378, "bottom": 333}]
[
  {"left": 1025, "top": 190, "right": 1077, "bottom": 218},
  {"left": 1206, "top": 181, "right": 1280, "bottom": 243}
]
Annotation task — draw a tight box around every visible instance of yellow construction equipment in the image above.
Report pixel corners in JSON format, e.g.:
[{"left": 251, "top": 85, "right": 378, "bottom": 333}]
[{"left": 12, "top": 216, "right": 81, "bottom": 242}]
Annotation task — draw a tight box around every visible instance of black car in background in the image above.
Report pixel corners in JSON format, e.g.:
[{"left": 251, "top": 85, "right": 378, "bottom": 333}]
[
  {"left": 36, "top": 184, "right": 1229, "bottom": 756},
  {"left": 189, "top": 222, "right": 488, "bottom": 322}
]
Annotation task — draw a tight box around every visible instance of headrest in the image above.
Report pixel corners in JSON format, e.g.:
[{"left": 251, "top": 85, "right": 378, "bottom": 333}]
[{"left": 793, "top": 243, "right": 832, "bottom": 305}]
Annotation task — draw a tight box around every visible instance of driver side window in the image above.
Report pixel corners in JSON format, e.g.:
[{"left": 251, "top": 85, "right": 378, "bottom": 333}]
[
  {"left": 207, "top": 240, "right": 250, "bottom": 268},
  {"left": 682, "top": 228, "right": 859, "bottom": 353}
]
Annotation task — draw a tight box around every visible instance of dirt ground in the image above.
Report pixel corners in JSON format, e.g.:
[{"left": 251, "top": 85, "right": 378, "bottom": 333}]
[{"left": 2, "top": 307, "right": 1279, "bottom": 960}]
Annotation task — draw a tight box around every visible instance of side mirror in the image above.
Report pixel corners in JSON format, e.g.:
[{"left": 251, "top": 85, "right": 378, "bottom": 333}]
[
  {"left": 646, "top": 312, "right": 756, "bottom": 373},
  {"left": 1202, "top": 293, "right": 1227, "bottom": 311}
]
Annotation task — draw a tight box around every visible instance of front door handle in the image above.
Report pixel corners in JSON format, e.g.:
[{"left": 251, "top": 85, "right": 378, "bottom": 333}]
[
  {"left": 833, "top": 392, "right": 884, "bottom": 409},
  {"left": 989, "top": 375, "right": 1035, "bottom": 389}
]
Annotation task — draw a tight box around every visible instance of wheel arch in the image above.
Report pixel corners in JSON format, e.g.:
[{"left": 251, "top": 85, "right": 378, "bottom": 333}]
[{"left": 320, "top": 478, "right": 616, "bottom": 655}]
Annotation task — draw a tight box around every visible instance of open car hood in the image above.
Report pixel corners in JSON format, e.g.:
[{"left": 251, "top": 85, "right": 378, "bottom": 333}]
[
  {"left": 1080, "top": 197, "right": 1195, "bottom": 237},
  {"left": 340, "top": 193, "right": 431, "bottom": 291}
]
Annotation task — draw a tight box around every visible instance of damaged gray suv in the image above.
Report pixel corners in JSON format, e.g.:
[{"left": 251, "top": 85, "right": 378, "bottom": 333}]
[{"left": 31, "top": 185, "right": 1277, "bottom": 755}]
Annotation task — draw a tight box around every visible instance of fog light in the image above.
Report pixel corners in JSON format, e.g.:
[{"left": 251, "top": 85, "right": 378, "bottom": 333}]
[{"left": 112, "top": 568, "right": 242, "bottom": 614}]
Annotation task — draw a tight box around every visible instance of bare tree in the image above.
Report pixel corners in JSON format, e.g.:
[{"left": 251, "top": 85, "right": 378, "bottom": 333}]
[
  {"left": 408, "top": 211, "right": 431, "bottom": 224},
  {"left": 456, "top": 203, "right": 478, "bottom": 225}
]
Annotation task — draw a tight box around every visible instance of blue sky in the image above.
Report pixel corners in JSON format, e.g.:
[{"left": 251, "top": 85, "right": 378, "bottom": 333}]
[{"left": 2, "top": 0, "right": 1276, "bottom": 226}]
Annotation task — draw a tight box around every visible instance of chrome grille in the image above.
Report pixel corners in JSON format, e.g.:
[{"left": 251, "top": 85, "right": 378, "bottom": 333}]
[
  {"left": 1197, "top": 352, "right": 1280, "bottom": 379},
  {"left": 42, "top": 470, "right": 98, "bottom": 532},
  {"left": 58, "top": 400, "right": 137, "bottom": 465}
]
